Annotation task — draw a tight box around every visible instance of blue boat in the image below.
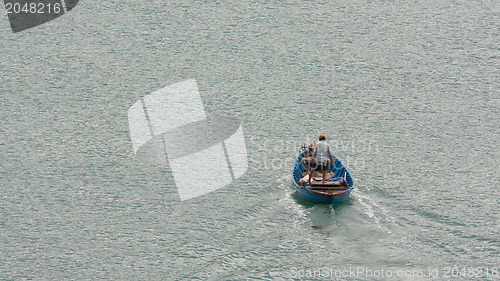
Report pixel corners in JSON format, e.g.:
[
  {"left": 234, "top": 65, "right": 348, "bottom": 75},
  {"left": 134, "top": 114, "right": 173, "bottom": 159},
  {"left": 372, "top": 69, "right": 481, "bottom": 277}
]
[{"left": 291, "top": 145, "right": 355, "bottom": 204}]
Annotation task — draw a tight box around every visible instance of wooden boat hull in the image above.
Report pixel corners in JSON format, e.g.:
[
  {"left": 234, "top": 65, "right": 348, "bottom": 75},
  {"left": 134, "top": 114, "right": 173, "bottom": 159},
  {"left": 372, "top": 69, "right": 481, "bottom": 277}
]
[{"left": 292, "top": 151, "right": 354, "bottom": 204}]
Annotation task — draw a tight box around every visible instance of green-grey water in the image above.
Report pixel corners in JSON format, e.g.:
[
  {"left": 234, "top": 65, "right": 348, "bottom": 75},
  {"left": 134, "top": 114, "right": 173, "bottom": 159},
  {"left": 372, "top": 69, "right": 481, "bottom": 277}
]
[{"left": 1, "top": 0, "right": 499, "bottom": 280}]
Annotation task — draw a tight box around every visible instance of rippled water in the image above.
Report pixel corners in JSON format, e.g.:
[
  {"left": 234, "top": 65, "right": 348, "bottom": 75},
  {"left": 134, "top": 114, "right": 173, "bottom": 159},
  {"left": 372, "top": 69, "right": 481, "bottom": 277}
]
[{"left": 1, "top": 0, "right": 499, "bottom": 280}]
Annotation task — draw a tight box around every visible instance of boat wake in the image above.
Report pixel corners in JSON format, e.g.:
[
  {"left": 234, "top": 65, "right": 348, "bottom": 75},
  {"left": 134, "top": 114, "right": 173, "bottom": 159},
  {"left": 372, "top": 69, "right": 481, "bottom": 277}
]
[
  {"left": 278, "top": 170, "right": 396, "bottom": 234},
  {"left": 276, "top": 174, "right": 309, "bottom": 227},
  {"left": 352, "top": 190, "right": 396, "bottom": 234}
]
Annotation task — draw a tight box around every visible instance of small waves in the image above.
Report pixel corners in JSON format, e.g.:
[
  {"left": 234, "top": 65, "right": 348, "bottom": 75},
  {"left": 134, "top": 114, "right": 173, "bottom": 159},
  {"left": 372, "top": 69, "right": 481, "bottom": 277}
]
[{"left": 354, "top": 190, "right": 396, "bottom": 234}]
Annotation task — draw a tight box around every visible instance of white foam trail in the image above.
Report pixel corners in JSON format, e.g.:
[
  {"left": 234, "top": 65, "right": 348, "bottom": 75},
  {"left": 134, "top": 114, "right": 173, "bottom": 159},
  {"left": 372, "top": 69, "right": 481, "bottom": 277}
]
[
  {"left": 354, "top": 190, "right": 393, "bottom": 234},
  {"left": 276, "top": 174, "right": 308, "bottom": 227}
]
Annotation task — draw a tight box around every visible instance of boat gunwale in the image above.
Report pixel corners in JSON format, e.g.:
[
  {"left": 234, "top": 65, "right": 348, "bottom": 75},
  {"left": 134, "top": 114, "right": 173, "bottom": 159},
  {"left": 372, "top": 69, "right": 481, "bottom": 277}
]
[{"left": 292, "top": 150, "right": 355, "bottom": 202}]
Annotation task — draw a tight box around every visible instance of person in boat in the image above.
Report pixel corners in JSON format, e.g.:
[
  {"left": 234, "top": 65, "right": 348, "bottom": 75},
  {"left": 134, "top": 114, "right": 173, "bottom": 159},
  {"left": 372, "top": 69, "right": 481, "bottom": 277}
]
[{"left": 309, "top": 134, "right": 334, "bottom": 184}]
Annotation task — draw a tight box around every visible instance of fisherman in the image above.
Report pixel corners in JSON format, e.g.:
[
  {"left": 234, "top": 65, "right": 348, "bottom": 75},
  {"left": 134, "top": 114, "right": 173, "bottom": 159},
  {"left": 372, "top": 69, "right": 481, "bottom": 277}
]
[{"left": 309, "top": 134, "right": 334, "bottom": 184}]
